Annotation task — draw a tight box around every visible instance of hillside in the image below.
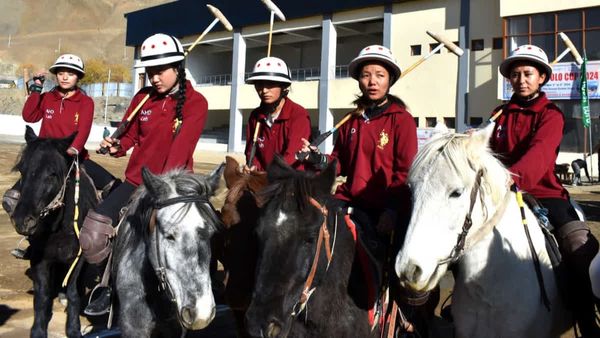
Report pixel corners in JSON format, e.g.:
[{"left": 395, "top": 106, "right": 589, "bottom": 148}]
[{"left": 0, "top": 0, "right": 170, "bottom": 77}]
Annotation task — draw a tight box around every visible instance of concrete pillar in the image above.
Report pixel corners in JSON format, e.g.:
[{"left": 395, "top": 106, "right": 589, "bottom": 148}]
[
  {"left": 383, "top": 4, "right": 392, "bottom": 48},
  {"left": 456, "top": 0, "right": 470, "bottom": 132},
  {"left": 318, "top": 15, "right": 337, "bottom": 154},
  {"left": 228, "top": 30, "right": 246, "bottom": 153}
]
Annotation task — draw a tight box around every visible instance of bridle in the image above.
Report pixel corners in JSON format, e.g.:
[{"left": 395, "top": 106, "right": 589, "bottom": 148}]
[
  {"left": 437, "top": 169, "right": 484, "bottom": 266},
  {"left": 40, "top": 157, "right": 78, "bottom": 218},
  {"left": 291, "top": 197, "right": 337, "bottom": 317},
  {"left": 148, "top": 194, "right": 220, "bottom": 325}
]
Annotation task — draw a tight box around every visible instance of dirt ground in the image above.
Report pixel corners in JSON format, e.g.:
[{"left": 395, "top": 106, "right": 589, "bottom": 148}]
[{"left": 0, "top": 141, "right": 598, "bottom": 337}]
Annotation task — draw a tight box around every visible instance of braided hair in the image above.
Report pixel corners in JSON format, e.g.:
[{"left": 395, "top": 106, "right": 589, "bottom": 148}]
[{"left": 173, "top": 61, "right": 187, "bottom": 135}]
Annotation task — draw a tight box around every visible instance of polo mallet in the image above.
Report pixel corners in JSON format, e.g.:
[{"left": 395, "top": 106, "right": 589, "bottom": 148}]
[
  {"left": 247, "top": 122, "right": 262, "bottom": 166},
  {"left": 260, "top": 0, "right": 286, "bottom": 57},
  {"left": 551, "top": 32, "right": 584, "bottom": 65},
  {"left": 99, "top": 4, "right": 233, "bottom": 154},
  {"left": 477, "top": 109, "right": 504, "bottom": 129},
  {"left": 401, "top": 31, "right": 464, "bottom": 79}
]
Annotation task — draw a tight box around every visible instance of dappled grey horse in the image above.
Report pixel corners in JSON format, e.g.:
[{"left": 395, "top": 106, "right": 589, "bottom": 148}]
[{"left": 112, "top": 165, "right": 224, "bottom": 337}]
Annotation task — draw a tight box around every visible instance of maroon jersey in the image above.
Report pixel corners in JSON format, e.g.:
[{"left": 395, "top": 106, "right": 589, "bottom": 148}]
[
  {"left": 490, "top": 92, "right": 568, "bottom": 200},
  {"left": 245, "top": 97, "right": 312, "bottom": 171},
  {"left": 114, "top": 80, "right": 208, "bottom": 186},
  {"left": 330, "top": 102, "right": 417, "bottom": 212},
  {"left": 22, "top": 88, "right": 94, "bottom": 158}
]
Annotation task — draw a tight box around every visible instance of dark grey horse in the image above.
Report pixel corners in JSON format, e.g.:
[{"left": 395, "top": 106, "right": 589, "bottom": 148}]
[
  {"left": 112, "top": 165, "right": 224, "bottom": 337},
  {"left": 12, "top": 126, "right": 98, "bottom": 338}
]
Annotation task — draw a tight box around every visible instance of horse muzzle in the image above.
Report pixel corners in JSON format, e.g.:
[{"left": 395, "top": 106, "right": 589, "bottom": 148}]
[
  {"left": 396, "top": 259, "right": 439, "bottom": 293},
  {"left": 13, "top": 215, "right": 38, "bottom": 236},
  {"left": 179, "top": 296, "right": 216, "bottom": 330}
]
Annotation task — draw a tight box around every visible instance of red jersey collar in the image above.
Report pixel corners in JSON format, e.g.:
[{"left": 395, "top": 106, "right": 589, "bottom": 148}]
[
  {"left": 50, "top": 87, "right": 83, "bottom": 102},
  {"left": 506, "top": 92, "right": 550, "bottom": 113}
]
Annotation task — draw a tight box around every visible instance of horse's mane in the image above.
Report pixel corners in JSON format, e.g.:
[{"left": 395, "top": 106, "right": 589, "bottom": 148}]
[
  {"left": 259, "top": 167, "right": 321, "bottom": 213},
  {"left": 409, "top": 132, "right": 509, "bottom": 206},
  {"left": 117, "top": 168, "right": 222, "bottom": 250},
  {"left": 222, "top": 170, "right": 267, "bottom": 227},
  {"left": 14, "top": 137, "right": 70, "bottom": 177}
]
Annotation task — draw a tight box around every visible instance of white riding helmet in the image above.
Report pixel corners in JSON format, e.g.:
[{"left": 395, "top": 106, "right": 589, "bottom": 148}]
[
  {"left": 499, "top": 44, "right": 552, "bottom": 85},
  {"left": 49, "top": 54, "right": 85, "bottom": 78},
  {"left": 246, "top": 57, "right": 292, "bottom": 85},
  {"left": 135, "top": 33, "right": 185, "bottom": 68},
  {"left": 348, "top": 45, "right": 402, "bottom": 85}
]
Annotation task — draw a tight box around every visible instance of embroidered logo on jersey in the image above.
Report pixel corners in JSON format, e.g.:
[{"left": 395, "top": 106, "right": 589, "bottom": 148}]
[
  {"left": 377, "top": 130, "right": 389, "bottom": 150},
  {"left": 495, "top": 125, "right": 505, "bottom": 140},
  {"left": 140, "top": 109, "right": 152, "bottom": 122},
  {"left": 257, "top": 136, "right": 265, "bottom": 148},
  {"left": 74, "top": 112, "right": 79, "bottom": 125},
  {"left": 45, "top": 109, "right": 55, "bottom": 119}
]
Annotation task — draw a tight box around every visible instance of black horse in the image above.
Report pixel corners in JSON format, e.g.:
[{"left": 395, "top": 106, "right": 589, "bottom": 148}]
[
  {"left": 245, "top": 156, "right": 380, "bottom": 338},
  {"left": 112, "top": 166, "right": 224, "bottom": 337},
  {"left": 11, "top": 126, "right": 98, "bottom": 338}
]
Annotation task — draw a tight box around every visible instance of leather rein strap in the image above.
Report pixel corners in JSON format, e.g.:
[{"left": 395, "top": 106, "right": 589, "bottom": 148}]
[
  {"left": 291, "top": 197, "right": 333, "bottom": 317},
  {"left": 438, "top": 170, "right": 484, "bottom": 266}
]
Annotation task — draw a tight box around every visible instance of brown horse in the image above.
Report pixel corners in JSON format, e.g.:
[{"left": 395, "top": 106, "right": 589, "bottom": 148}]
[{"left": 216, "top": 156, "right": 268, "bottom": 336}]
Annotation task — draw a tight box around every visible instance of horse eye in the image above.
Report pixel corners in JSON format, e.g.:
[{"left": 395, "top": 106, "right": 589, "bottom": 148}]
[
  {"left": 165, "top": 234, "right": 176, "bottom": 241},
  {"left": 449, "top": 189, "right": 464, "bottom": 198}
]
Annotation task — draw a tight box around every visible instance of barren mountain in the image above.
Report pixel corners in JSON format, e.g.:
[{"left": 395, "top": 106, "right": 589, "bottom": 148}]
[{"left": 0, "top": 0, "right": 169, "bottom": 77}]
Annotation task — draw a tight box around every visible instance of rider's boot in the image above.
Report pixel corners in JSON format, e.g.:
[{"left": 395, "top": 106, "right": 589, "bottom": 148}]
[
  {"left": 100, "top": 179, "right": 121, "bottom": 200},
  {"left": 557, "top": 220, "right": 600, "bottom": 337}
]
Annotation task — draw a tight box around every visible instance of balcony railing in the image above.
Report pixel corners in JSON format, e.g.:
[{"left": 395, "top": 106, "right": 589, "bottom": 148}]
[{"left": 196, "top": 64, "right": 351, "bottom": 86}]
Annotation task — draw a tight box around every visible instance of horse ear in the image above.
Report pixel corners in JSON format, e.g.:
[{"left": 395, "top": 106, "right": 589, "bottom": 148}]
[
  {"left": 467, "top": 124, "right": 494, "bottom": 154},
  {"left": 24, "top": 126, "right": 37, "bottom": 144},
  {"left": 58, "top": 131, "right": 78, "bottom": 153},
  {"left": 207, "top": 162, "right": 225, "bottom": 194},
  {"left": 314, "top": 158, "right": 337, "bottom": 195},
  {"left": 267, "top": 154, "right": 295, "bottom": 181},
  {"left": 141, "top": 167, "right": 170, "bottom": 198},
  {"left": 224, "top": 156, "right": 242, "bottom": 189}
]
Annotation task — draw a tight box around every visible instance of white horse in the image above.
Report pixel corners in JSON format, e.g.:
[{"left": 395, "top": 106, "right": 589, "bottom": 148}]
[{"left": 395, "top": 126, "right": 572, "bottom": 338}]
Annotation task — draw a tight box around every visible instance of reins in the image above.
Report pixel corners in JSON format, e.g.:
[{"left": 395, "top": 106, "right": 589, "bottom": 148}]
[
  {"left": 62, "top": 153, "right": 81, "bottom": 287},
  {"left": 291, "top": 197, "right": 336, "bottom": 318},
  {"left": 40, "top": 157, "right": 78, "bottom": 219}
]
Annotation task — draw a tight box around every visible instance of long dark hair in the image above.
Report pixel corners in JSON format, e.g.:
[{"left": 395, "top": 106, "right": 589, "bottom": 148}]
[{"left": 174, "top": 62, "right": 187, "bottom": 129}]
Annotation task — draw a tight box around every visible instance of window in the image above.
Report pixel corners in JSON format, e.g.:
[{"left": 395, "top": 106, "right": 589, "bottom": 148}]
[
  {"left": 426, "top": 117, "right": 437, "bottom": 128},
  {"left": 413, "top": 117, "right": 419, "bottom": 127},
  {"left": 429, "top": 43, "right": 441, "bottom": 54},
  {"left": 411, "top": 45, "right": 422, "bottom": 56},
  {"left": 493, "top": 37, "right": 503, "bottom": 50},
  {"left": 471, "top": 39, "right": 484, "bottom": 51},
  {"left": 444, "top": 117, "right": 456, "bottom": 129},
  {"left": 469, "top": 117, "right": 483, "bottom": 127},
  {"left": 504, "top": 7, "right": 600, "bottom": 61}
]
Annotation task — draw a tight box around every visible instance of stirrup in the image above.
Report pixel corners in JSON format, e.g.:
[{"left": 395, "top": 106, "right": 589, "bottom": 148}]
[
  {"left": 11, "top": 237, "right": 29, "bottom": 260},
  {"left": 84, "top": 284, "right": 112, "bottom": 316}
]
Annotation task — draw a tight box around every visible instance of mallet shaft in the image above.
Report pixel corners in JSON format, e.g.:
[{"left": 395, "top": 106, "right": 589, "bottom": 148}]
[{"left": 185, "top": 18, "right": 219, "bottom": 56}]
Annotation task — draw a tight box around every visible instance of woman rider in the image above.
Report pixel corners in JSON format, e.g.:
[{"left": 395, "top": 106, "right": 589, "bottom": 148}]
[
  {"left": 79, "top": 33, "right": 209, "bottom": 316},
  {"left": 244, "top": 56, "right": 312, "bottom": 171},
  {"left": 491, "top": 44, "right": 599, "bottom": 336}
]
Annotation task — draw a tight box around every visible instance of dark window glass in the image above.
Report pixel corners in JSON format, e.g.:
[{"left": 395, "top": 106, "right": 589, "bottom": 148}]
[
  {"left": 507, "top": 36, "right": 529, "bottom": 51},
  {"left": 586, "top": 7, "right": 600, "bottom": 28},
  {"left": 411, "top": 45, "right": 422, "bottom": 56},
  {"left": 558, "top": 11, "right": 582, "bottom": 31},
  {"left": 493, "top": 37, "right": 503, "bottom": 50},
  {"left": 444, "top": 117, "right": 456, "bottom": 129},
  {"left": 508, "top": 16, "right": 529, "bottom": 35},
  {"left": 430, "top": 43, "right": 441, "bottom": 53},
  {"left": 471, "top": 39, "right": 484, "bottom": 51},
  {"left": 426, "top": 117, "right": 436, "bottom": 128},
  {"left": 469, "top": 117, "right": 484, "bottom": 127},
  {"left": 532, "top": 13, "right": 555, "bottom": 33},
  {"left": 531, "top": 34, "right": 555, "bottom": 61},
  {"left": 413, "top": 117, "right": 419, "bottom": 127},
  {"left": 561, "top": 31, "right": 583, "bottom": 63}
]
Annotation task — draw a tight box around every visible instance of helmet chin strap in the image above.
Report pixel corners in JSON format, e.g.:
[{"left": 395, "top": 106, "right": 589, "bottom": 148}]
[
  {"left": 260, "top": 90, "right": 288, "bottom": 115},
  {"left": 517, "top": 89, "right": 540, "bottom": 102}
]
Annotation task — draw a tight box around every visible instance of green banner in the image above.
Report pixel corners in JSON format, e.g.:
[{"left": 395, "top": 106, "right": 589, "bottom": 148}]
[{"left": 580, "top": 55, "right": 591, "bottom": 128}]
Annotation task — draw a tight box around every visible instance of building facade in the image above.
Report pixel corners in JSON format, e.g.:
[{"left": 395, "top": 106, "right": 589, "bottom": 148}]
[{"left": 124, "top": 0, "right": 600, "bottom": 155}]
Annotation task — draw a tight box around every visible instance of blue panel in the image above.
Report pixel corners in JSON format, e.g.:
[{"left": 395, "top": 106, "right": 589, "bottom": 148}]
[{"left": 125, "top": 0, "right": 395, "bottom": 46}]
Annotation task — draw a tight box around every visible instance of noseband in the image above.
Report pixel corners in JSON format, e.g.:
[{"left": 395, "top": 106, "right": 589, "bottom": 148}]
[
  {"left": 438, "top": 170, "right": 484, "bottom": 266},
  {"left": 291, "top": 197, "right": 336, "bottom": 317}
]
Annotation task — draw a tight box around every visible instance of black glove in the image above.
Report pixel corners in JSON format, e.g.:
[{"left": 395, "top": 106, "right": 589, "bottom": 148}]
[
  {"left": 304, "top": 151, "right": 328, "bottom": 170},
  {"left": 28, "top": 82, "right": 43, "bottom": 93},
  {"left": 32, "top": 75, "right": 45, "bottom": 84}
]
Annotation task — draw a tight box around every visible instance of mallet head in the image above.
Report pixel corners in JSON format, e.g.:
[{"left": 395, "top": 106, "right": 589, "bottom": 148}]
[
  {"left": 260, "top": 0, "right": 286, "bottom": 21},
  {"left": 426, "top": 31, "right": 464, "bottom": 57},
  {"left": 207, "top": 4, "right": 234, "bottom": 31},
  {"left": 559, "top": 32, "right": 583, "bottom": 65}
]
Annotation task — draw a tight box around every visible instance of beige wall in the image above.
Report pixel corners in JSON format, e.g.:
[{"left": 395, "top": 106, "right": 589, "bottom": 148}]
[{"left": 500, "top": 0, "right": 600, "bottom": 17}]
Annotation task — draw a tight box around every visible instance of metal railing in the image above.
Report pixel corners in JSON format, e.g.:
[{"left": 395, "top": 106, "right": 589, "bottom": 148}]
[{"left": 196, "top": 64, "right": 351, "bottom": 86}]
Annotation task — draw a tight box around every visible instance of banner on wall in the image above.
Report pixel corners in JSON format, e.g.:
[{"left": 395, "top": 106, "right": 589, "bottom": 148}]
[{"left": 501, "top": 60, "right": 600, "bottom": 100}]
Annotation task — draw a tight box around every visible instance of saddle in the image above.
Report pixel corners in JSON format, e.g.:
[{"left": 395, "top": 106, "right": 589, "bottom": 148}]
[{"left": 521, "top": 193, "right": 562, "bottom": 268}]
